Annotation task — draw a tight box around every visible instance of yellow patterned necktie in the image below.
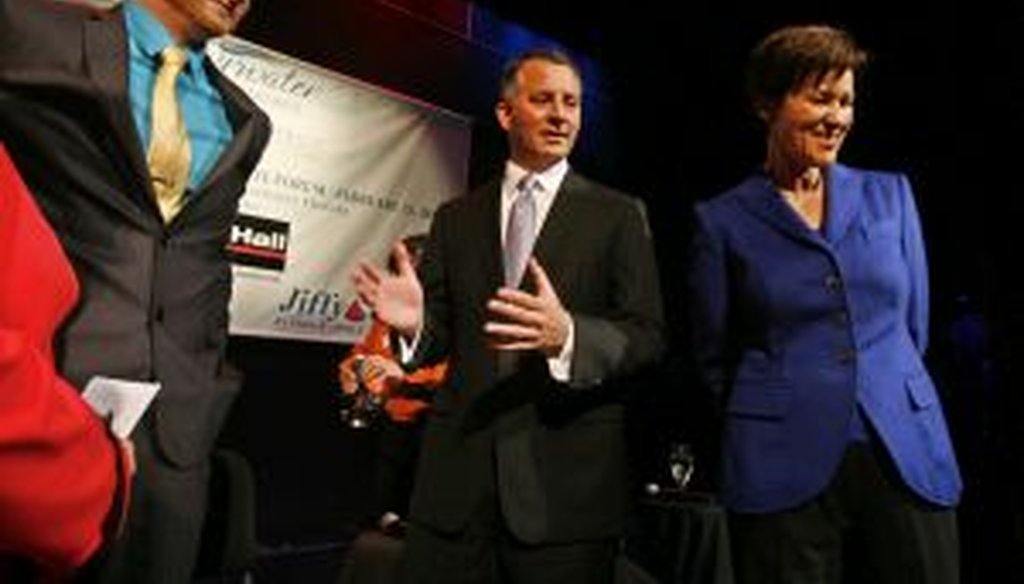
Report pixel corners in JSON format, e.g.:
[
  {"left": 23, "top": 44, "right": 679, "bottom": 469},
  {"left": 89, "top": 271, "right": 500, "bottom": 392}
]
[{"left": 147, "top": 46, "right": 191, "bottom": 223}]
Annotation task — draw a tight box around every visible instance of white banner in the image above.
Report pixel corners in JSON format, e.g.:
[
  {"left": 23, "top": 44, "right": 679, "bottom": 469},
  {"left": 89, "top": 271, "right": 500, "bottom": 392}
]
[{"left": 208, "top": 37, "right": 470, "bottom": 343}]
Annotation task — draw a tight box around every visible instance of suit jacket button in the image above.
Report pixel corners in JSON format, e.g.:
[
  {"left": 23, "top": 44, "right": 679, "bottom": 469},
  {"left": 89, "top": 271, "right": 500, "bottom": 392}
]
[
  {"left": 825, "top": 275, "right": 842, "bottom": 292},
  {"left": 838, "top": 348, "right": 855, "bottom": 364},
  {"left": 154, "top": 307, "right": 165, "bottom": 323},
  {"left": 835, "top": 311, "right": 849, "bottom": 326}
]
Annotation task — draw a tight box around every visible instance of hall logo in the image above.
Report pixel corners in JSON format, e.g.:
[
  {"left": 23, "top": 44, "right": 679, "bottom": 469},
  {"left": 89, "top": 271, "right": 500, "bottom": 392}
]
[{"left": 227, "top": 214, "right": 290, "bottom": 271}]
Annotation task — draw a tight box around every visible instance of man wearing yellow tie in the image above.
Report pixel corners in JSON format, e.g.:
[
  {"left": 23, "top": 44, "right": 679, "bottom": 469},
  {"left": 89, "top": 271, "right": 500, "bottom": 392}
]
[{"left": 0, "top": 0, "right": 271, "bottom": 582}]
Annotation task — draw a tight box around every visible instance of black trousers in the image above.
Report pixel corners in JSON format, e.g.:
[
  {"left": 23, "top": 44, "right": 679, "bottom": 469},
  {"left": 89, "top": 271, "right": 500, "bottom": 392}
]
[
  {"left": 729, "top": 443, "right": 959, "bottom": 584},
  {"left": 76, "top": 416, "right": 210, "bottom": 584},
  {"left": 397, "top": 521, "right": 617, "bottom": 584},
  {"left": 396, "top": 447, "right": 617, "bottom": 584}
]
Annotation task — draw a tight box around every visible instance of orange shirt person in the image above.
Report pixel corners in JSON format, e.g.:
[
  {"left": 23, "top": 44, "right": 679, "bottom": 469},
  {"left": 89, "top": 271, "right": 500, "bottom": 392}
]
[
  {"left": 340, "top": 235, "right": 445, "bottom": 423},
  {"left": 339, "top": 316, "right": 447, "bottom": 534},
  {"left": 339, "top": 318, "right": 447, "bottom": 423},
  {"left": 339, "top": 236, "right": 446, "bottom": 534}
]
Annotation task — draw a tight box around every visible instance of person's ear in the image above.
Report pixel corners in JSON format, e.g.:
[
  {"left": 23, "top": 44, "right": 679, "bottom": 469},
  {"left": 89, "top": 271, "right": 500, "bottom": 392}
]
[{"left": 496, "top": 100, "right": 513, "bottom": 131}]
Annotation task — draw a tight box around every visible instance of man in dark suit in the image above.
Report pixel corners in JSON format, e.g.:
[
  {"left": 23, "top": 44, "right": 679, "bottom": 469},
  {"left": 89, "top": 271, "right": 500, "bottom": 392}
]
[
  {"left": 354, "top": 48, "right": 664, "bottom": 583},
  {"left": 0, "top": 0, "right": 270, "bottom": 582}
]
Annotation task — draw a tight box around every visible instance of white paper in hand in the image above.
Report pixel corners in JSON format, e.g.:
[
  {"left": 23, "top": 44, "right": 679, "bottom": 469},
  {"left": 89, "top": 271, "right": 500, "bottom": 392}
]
[{"left": 82, "top": 376, "right": 161, "bottom": 438}]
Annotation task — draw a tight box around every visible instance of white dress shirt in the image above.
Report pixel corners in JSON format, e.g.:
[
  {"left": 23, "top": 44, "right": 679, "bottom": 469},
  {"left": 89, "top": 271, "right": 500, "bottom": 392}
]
[{"left": 500, "top": 159, "right": 575, "bottom": 381}]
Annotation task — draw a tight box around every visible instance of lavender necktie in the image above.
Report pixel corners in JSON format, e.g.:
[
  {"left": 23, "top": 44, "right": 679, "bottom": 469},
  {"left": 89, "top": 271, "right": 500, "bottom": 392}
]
[{"left": 504, "top": 175, "right": 537, "bottom": 287}]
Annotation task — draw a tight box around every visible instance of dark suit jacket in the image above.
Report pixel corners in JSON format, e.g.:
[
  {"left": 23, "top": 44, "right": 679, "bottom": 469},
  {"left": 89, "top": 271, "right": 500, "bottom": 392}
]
[
  {"left": 0, "top": 0, "right": 271, "bottom": 468},
  {"left": 689, "top": 165, "right": 962, "bottom": 513},
  {"left": 408, "top": 171, "right": 664, "bottom": 544}
]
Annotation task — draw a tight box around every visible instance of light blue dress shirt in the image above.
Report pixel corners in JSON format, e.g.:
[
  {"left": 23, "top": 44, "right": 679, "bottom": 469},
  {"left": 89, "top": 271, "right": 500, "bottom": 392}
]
[{"left": 124, "top": 0, "right": 234, "bottom": 190}]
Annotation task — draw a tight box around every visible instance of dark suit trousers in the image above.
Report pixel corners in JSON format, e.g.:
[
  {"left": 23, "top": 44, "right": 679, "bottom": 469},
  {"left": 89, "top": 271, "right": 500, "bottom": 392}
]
[
  {"left": 729, "top": 443, "right": 959, "bottom": 584},
  {"left": 396, "top": 447, "right": 617, "bottom": 584},
  {"left": 76, "top": 415, "right": 210, "bottom": 584},
  {"left": 398, "top": 522, "right": 618, "bottom": 584}
]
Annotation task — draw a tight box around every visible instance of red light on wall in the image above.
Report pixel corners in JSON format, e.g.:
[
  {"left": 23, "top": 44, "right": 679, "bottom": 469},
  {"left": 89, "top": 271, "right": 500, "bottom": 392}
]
[{"left": 376, "top": 0, "right": 471, "bottom": 38}]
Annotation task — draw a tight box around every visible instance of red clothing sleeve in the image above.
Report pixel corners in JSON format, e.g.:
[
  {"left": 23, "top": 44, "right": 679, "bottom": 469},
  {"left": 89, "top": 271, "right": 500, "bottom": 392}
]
[
  {"left": 0, "top": 144, "right": 124, "bottom": 573},
  {"left": 0, "top": 333, "right": 121, "bottom": 571}
]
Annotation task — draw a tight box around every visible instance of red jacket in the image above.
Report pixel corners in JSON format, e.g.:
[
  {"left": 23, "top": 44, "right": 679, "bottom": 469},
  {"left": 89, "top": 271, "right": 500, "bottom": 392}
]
[{"left": 0, "top": 143, "right": 128, "bottom": 576}]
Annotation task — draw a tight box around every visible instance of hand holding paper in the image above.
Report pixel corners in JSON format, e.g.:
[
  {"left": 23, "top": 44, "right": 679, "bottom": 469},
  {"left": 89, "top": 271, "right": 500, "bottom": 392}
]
[{"left": 81, "top": 376, "right": 161, "bottom": 439}]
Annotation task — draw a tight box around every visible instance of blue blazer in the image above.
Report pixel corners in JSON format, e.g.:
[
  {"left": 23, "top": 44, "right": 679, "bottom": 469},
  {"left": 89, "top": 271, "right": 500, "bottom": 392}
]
[{"left": 689, "top": 164, "right": 962, "bottom": 513}]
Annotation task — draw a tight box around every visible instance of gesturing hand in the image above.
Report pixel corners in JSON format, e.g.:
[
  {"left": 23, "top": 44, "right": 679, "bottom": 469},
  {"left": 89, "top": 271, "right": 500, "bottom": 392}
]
[
  {"left": 352, "top": 241, "right": 423, "bottom": 338},
  {"left": 484, "top": 258, "right": 570, "bottom": 357}
]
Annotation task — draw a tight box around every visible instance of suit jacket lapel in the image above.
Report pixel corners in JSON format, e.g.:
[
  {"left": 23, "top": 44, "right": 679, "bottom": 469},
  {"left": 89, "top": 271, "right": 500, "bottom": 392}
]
[
  {"left": 84, "top": 21, "right": 266, "bottom": 222},
  {"left": 821, "top": 164, "right": 861, "bottom": 245},
  {"left": 737, "top": 171, "right": 828, "bottom": 250},
  {"left": 195, "top": 64, "right": 260, "bottom": 194},
  {"left": 82, "top": 8, "right": 156, "bottom": 214},
  {"left": 469, "top": 177, "right": 504, "bottom": 380},
  {"left": 479, "top": 177, "right": 505, "bottom": 288},
  {"left": 531, "top": 171, "right": 581, "bottom": 280}
]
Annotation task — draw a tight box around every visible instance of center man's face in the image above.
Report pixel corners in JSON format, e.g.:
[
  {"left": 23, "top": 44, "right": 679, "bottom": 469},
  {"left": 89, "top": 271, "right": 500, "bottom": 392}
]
[
  {"left": 496, "top": 59, "right": 581, "bottom": 171},
  {"left": 169, "top": 0, "right": 251, "bottom": 40}
]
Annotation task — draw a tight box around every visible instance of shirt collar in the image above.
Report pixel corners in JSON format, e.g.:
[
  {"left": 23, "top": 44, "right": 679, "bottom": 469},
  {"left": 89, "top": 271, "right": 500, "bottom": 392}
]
[
  {"left": 502, "top": 158, "right": 570, "bottom": 202},
  {"left": 124, "top": 1, "right": 206, "bottom": 74}
]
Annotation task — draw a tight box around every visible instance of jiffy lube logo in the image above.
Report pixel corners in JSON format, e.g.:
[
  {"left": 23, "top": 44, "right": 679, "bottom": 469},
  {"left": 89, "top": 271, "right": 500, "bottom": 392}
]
[{"left": 273, "top": 288, "right": 370, "bottom": 338}]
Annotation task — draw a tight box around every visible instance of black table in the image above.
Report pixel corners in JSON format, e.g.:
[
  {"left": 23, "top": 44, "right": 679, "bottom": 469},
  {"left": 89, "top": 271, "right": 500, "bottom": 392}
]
[
  {"left": 625, "top": 492, "right": 735, "bottom": 584},
  {"left": 339, "top": 493, "right": 734, "bottom": 584},
  {"left": 338, "top": 530, "right": 403, "bottom": 584}
]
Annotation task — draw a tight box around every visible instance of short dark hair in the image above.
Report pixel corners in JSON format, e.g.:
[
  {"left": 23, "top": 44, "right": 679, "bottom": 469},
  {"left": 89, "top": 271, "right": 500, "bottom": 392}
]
[
  {"left": 499, "top": 48, "right": 583, "bottom": 99},
  {"left": 745, "top": 25, "right": 868, "bottom": 115}
]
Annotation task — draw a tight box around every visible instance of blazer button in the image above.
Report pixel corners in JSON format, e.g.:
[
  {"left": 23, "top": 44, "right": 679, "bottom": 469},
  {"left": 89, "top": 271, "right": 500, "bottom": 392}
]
[
  {"left": 825, "top": 275, "right": 842, "bottom": 292},
  {"left": 154, "top": 306, "right": 165, "bottom": 323},
  {"left": 837, "top": 348, "right": 855, "bottom": 365},
  {"left": 835, "top": 311, "right": 849, "bottom": 326}
]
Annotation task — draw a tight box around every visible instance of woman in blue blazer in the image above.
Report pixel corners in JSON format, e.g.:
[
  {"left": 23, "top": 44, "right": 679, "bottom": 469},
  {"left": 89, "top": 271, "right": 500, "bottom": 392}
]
[{"left": 689, "top": 25, "right": 961, "bottom": 584}]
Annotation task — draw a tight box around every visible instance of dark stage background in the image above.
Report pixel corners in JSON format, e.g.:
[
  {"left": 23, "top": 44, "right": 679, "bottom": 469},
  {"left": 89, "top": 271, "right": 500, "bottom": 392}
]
[{"left": 214, "top": 1, "right": 1024, "bottom": 581}]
